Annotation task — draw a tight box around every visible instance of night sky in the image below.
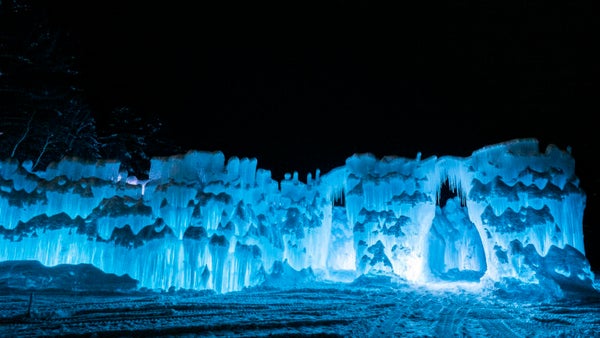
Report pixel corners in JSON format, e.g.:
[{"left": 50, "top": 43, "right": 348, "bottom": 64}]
[
  {"left": 51, "top": 3, "right": 594, "bottom": 173},
  {"left": 44, "top": 2, "right": 599, "bottom": 267}
]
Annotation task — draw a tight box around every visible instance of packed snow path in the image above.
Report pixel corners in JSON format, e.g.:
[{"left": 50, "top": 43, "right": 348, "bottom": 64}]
[{"left": 1, "top": 279, "right": 598, "bottom": 337}]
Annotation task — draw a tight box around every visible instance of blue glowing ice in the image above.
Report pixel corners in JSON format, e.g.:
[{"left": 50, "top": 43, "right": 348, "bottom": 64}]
[{"left": 0, "top": 138, "right": 595, "bottom": 293}]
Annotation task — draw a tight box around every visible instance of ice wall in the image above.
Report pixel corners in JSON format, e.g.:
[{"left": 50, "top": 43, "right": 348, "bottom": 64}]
[{"left": 0, "top": 139, "right": 594, "bottom": 293}]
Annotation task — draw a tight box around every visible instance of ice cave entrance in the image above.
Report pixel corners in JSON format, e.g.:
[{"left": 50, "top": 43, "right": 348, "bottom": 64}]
[{"left": 427, "top": 179, "right": 487, "bottom": 282}]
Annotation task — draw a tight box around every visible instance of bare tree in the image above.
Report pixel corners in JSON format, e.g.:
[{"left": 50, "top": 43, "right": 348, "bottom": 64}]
[
  {"left": 10, "top": 111, "right": 34, "bottom": 158},
  {"left": 0, "top": 0, "right": 100, "bottom": 170}
]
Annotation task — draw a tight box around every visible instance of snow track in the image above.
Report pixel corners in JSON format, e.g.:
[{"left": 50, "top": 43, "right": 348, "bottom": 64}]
[{"left": 0, "top": 281, "right": 599, "bottom": 337}]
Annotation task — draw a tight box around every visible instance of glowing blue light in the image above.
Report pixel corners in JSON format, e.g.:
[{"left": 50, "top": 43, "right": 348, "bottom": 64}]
[{"left": 0, "top": 138, "right": 595, "bottom": 294}]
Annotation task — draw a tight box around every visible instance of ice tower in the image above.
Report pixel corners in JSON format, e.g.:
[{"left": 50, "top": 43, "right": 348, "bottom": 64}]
[{"left": 0, "top": 138, "right": 594, "bottom": 293}]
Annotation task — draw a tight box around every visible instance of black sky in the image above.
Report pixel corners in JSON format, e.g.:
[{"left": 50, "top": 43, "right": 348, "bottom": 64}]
[
  {"left": 45, "top": 2, "right": 598, "bottom": 264},
  {"left": 49, "top": 2, "right": 594, "bottom": 173}
]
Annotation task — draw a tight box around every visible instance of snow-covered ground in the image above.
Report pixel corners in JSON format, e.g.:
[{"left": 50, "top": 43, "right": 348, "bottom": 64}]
[{"left": 1, "top": 272, "right": 599, "bottom": 337}]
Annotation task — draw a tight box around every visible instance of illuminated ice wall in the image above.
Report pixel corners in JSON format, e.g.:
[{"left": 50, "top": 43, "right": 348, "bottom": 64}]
[{"left": 0, "top": 138, "right": 594, "bottom": 293}]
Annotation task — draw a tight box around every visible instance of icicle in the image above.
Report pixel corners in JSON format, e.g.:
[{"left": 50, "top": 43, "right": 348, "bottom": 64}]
[{"left": 0, "top": 138, "right": 591, "bottom": 293}]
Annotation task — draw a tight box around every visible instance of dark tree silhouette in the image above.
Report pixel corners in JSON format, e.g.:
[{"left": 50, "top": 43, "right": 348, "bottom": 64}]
[
  {"left": 98, "top": 106, "right": 173, "bottom": 179},
  {"left": 0, "top": 0, "right": 100, "bottom": 170},
  {"left": 1, "top": 0, "right": 179, "bottom": 177}
]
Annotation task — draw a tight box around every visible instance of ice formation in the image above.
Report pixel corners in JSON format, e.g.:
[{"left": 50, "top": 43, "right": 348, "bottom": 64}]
[{"left": 0, "top": 138, "right": 595, "bottom": 293}]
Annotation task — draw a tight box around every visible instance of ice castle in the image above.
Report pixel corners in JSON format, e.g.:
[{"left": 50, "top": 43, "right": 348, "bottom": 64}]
[{"left": 0, "top": 138, "right": 595, "bottom": 293}]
